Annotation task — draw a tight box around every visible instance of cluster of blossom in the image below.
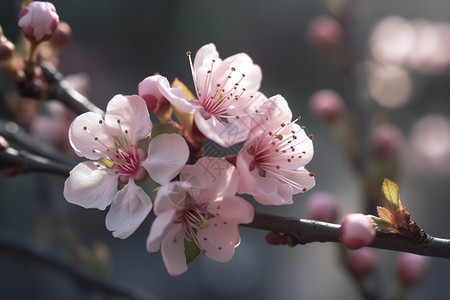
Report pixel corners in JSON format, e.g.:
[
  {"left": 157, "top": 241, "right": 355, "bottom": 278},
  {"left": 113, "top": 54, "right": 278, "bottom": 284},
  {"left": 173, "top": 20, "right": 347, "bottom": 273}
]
[{"left": 63, "top": 42, "right": 316, "bottom": 275}]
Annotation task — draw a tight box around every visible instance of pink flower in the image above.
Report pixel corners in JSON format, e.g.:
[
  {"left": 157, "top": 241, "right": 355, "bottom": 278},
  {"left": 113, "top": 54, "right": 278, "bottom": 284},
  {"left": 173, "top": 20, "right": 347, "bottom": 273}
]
[
  {"left": 18, "top": 1, "right": 59, "bottom": 43},
  {"left": 64, "top": 94, "right": 189, "bottom": 238},
  {"left": 396, "top": 252, "right": 429, "bottom": 286},
  {"left": 236, "top": 95, "right": 315, "bottom": 205},
  {"left": 160, "top": 43, "right": 264, "bottom": 147},
  {"left": 147, "top": 157, "right": 254, "bottom": 276}
]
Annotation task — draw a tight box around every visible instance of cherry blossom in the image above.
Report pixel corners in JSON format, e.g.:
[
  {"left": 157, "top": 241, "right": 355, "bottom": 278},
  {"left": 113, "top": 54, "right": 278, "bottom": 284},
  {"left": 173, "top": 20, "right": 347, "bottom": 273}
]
[
  {"left": 236, "top": 94, "right": 315, "bottom": 205},
  {"left": 159, "top": 43, "right": 264, "bottom": 147},
  {"left": 147, "top": 157, "right": 254, "bottom": 276},
  {"left": 64, "top": 94, "right": 189, "bottom": 238},
  {"left": 18, "top": 1, "right": 59, "bottom": 43}
]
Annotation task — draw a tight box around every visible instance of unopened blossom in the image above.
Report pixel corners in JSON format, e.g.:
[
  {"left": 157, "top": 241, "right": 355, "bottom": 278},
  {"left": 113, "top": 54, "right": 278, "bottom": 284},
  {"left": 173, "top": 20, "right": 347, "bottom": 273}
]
[
  {"left": 18, "top": 1, "right": 59, "bottom": 43},
  {"left": 147, "top": 157, "right": 254, "bottom": 276},
  {"left": 396, "top": 252, "right": 429, "bottom": 286},
  {"left": 138, "top": 75, "right": 171, "bottom": 115},
  {"left": 307, "top": 192, "right": 339, "bottom": 223},
  {"left": 236, "top": 94, "right": 315, "bottom": 205},
  {"left": 64, "top": 94, "right": 189, "bottom": 238},
  {"left": 340, "top": 213, "right": 376, "bottom": 249},
  {"left": 159, "top": 43, "right": 264, "bottom": 147},
  {"left": 346, "top": 248, "right": 377, "bottom": 277}
]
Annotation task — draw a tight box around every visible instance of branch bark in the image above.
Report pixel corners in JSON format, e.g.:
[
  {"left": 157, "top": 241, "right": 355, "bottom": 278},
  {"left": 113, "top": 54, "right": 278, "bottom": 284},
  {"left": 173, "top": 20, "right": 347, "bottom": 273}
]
[{"left": 244, "top": 212, "right": 450, "bottom": 259}]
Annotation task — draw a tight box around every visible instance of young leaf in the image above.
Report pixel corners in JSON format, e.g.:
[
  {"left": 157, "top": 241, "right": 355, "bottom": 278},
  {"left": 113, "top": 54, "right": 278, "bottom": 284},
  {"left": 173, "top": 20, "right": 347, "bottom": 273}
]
[
  {"left": 381, "top": 178, "right": 402, "bottom": 213},
  {"left": 369, "top": 215, "right": 396, "bottom": 233},
  {"left": 184, "top": 239, "right": 200, "bottom": 264}
]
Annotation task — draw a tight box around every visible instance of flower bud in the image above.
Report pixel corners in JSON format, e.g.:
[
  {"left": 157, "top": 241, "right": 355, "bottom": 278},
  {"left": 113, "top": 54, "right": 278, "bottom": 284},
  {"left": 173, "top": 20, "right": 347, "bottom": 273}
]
[
  {"left": 138, "top": 75, "right": 171, "bottom": 116},
  {"left": 18, "top": 1, "right": 59, "bottom": 43},
  {"left": 265, "top": 232, "right": 285, "bottom": 245},
  {"left": 371, "top": 123, "right": 403, "bottom": 157},
  {"left": 50, "top": 21, "right": 72, "bottom": 48},
  {"left": 310, "top": 89, "right": 344, "bottom": 123},
  {"left": 346, "top": 248, "right": 377, "bottom": 277},
  {"left": 340, "top": 213, "right": 376, "bottom": 249},
  {"left": 306, "top": 192, "right": 339, "bottom": 223},
  {"left": 396, "top": 252, "right": 429, "bottom": 286},
  {"left": 0, "top": 39, "right": 15, "bottom": 61},
  {"left": 307, "top": 15, "right": 344, "bottom": 52}
]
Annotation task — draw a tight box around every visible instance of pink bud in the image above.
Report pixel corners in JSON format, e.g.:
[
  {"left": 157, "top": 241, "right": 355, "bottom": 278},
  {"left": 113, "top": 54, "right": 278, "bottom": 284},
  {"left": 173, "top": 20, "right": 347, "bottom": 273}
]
[
  {"left": 346, "top": 248, "right": 377, "bottom": 277},
  {"left": 18, "top": 2, "right": 60, "bottom": 43},
  {"left": 307, "top": 15, "right": 344, "bottom": 52},
  {"left": 306, "top": 192, "right": 339, "bottom": 223},
  {"left": 138, "top": 75, "right": 171, "bottom": 114},
  {"left": 371, "top": 123, "right": 403, "bottom": 157},
  {"left": 50, "top": 21, "right": 72, "bottom": 48},
  {"left": 265, "top": 232, "right": 285, "bottom": 245},
  {"left": 0, "top": 39, "right": 15, "bottom": 61},
  {"left": 396, "top": 252, "right": 429, "bottom": 286},
  {"left": 340, "top": 213, "right": 376, "bottom": 249},
  {"left": 310, "top": 89, "right": 344, "bottom": 122},
  {"left": 0, "top": 135, "right": 9, "bottom": 149}
]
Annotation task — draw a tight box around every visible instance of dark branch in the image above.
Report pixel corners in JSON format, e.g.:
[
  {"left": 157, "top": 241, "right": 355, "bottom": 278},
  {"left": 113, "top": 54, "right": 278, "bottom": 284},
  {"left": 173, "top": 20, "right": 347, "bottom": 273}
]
[
  {"left": 0, "top": 146, "right": 73, "bottom": 176},
  {"left": 0, "top": 229, "right": 160, "bottom": 300},
  {"left": 244, "top": 212, "right": 450, "bottom": 260},
  {"left": 40, "top": 61, "right": 104, "bottom": 116}
]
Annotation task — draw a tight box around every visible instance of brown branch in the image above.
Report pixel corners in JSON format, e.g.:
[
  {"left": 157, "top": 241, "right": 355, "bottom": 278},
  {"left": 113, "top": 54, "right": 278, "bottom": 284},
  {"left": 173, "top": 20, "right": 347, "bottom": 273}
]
[{"left": 244, "top": 212, "right": 450, "bottom": 259}]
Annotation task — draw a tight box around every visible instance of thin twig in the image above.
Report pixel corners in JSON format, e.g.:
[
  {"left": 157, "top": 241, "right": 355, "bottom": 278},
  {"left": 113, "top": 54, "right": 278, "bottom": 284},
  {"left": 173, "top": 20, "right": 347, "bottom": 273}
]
[
  {"left": 244, "top": 212, "right": 450, "bottom": 259},
  {"left": 0, "top": 229, "right": 160, "bottom": 300}
]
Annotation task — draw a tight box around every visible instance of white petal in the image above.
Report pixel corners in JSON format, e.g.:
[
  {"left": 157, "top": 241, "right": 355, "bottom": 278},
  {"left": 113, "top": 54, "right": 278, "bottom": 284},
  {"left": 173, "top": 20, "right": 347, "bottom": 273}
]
[
  {"left": 147, "top": 208, "right": 177, "bottom": 252},
  {"left": 104, "top": 94, "right": 152, "bottom": 142},
  {"left": 274, "top": 167, "right": 316, "bottom": 194},
  {"left": 105, "top": 181, "right": 153, "bottom": 239},
  {"left": 196, "top": 218, "right": 240, "bottom": 263},
  {"left": 63, "top": 161, "right": 117, "bottom": 210},
  {"left": 142, "top": 134, "right": 189, "bottom": 185},
  {"left": 161, "top": 225, "right": 188, "bottom": 276},
  {"left": 69, "top": 112, "right": 115, "bottom": 160}
]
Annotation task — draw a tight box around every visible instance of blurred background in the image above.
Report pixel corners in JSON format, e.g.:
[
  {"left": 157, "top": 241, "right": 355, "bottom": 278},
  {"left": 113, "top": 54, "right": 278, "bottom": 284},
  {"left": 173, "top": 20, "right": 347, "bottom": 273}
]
[{"left": 1, "top": 0, "right": 450, "bottom": 299}]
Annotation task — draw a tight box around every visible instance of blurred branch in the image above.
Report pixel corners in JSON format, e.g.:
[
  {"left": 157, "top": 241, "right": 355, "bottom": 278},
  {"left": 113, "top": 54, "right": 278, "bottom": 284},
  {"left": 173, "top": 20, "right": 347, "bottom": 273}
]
[
  {"left": 0, "top": 119, "right": 74, "bottom": 165},
  {"left": 0, "top": 146, "right": 73, "bottom": 176},
  {"left": 0, "top": 229, "right": 160, "bottom": 300},
  {"left": 244, "top": 212, "right": 450, "bottom": 259},
  {"left": 40, "top": 61, "right": 104, "bottom": 116}
]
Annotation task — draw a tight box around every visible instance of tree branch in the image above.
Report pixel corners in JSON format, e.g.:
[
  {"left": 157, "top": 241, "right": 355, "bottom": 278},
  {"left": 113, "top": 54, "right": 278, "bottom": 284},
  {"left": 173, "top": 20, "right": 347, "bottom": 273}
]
[
  {"left": 244, "top": 212, "right": 450, "bottom": 259},
  {"left": 39, "top": 61, "right": 105, "bottom": 116},
  {"left": 0, "top": 229, "right": 160, "bottom": 300}
]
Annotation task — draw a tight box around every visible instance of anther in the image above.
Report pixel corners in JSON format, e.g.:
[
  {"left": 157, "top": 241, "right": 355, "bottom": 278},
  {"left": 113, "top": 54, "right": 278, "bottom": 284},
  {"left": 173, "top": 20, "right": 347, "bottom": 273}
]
[{"left": 186, "top": 51, "right": 191, "bottom": 56}]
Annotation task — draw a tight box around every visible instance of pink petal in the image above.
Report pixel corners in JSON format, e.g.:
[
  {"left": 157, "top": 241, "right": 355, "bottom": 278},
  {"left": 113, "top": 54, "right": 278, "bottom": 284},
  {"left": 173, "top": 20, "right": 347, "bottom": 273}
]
[
  {"left": 153, "top": 181, "right": 190, "bottom": 215},
  {"left": 69, "top": 112, "right": 115, "bottom": 160},
  {"left": 157, "top": 76, "right": 197, "bottom": 114},
  {"left": 105, "top": 181, "right": 153, "bottom": 239},
  {"left": 193, "top": 43, "right": 219, "bottom": 72},
  {"left": 221, "top": 53, "right": 262, "bottom": 92},
  {"left": 180, "top": 157, "right": 239, "bottom": 201},
  {"left": 236, "top": 152, "right": 294, "bottom": 205},
  {"left": 63, "top": 161, "right": 117, "bottom": 210},
  {"left": 142, "top": 134, "right": 189, "bottom": 185},
  {"left": 208, "top": 196, "right": 254, "bottom": 224},
  {"left": 161, "top": 225, "right": 188, "bottom": 276},
  {"left": 104, "top": 94, "right": 152, "bottom": 142},
  {"left": 194, "top": 110, "right": 249, "bottom": 147},
  {"left": 147, "top": 208, "right": 177, "bottom": 252},
  {"left": 196, "top": 218, "right": 241, "bottom": 263}
]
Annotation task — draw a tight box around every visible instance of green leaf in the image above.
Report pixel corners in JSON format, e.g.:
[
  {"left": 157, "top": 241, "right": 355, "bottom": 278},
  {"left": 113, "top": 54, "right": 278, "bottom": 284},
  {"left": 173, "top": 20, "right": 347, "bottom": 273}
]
[
  {"left": 184, "top": 239, "right": 200, "bottom": 264},
  {"left": 381, "top": 178, "right": 402, "bottom": 213},
  {"left": 368, "top": 215, "right": 397, "bottom": 233}
]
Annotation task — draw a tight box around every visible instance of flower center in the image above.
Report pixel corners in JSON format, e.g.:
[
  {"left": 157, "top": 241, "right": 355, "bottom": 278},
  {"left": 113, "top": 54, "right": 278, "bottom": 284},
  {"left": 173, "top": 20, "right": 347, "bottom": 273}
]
[{"left": 178, "top": 201, "right": 212, "bottom": 246}]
